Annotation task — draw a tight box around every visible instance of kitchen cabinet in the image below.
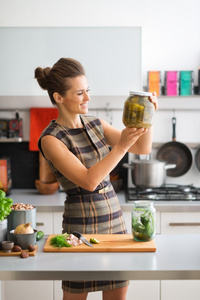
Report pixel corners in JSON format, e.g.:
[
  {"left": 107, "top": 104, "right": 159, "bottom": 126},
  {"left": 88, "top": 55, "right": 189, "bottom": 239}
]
[
  {"left": 53, "top": 212, "right": 63, "bottom": 234},
  {"left": 161, "top": 212, "right": 200, "bottom": 234},
  {"left": 36, "top": 212, "right": 53, "bottom": 234},
  {"left": 2, "top": 281, "right": 53, "bottom": 300},
  {"left": 161, "top": 280, "right": 200, "bottom": 300},
  {"left": 160, "top": 211, "right": 200, "bottom": 300},
  {"left": 1, "top": 212, "right": 58, "bottom": 300}
]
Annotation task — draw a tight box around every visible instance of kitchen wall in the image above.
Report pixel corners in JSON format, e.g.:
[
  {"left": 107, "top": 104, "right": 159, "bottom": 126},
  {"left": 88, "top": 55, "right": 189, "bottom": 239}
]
[{"left": 1, "top": 0, "right": 200, "bottom": 186}]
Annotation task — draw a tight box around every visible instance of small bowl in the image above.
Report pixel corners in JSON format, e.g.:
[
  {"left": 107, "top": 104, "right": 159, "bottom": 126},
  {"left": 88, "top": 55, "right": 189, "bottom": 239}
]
[
  {"left": 10, "top": 229, "right": 37, "bottom": 250},
  {"left": 35, "top": 179, "right": 59, "bottom": 195},
  {"left": 1, "top": 241, "right": 14, "bottom": 253}
]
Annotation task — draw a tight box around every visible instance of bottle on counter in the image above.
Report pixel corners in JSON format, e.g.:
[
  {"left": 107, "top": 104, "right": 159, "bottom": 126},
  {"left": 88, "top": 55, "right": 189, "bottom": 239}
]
[{"left": 132, "top": 200, "right": 156, "bottom": 242}]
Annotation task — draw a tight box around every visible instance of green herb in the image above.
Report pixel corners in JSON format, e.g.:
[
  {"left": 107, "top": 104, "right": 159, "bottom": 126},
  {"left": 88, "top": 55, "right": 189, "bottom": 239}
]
[
  {"left": 50, "top": 233, "right": 72, "bottom": 248},
  {"left": 132, "top": 210, "right": 155, "bottom": 241},
  {"left": 0, "top": 190, "right": 13, "bottom": 221}
]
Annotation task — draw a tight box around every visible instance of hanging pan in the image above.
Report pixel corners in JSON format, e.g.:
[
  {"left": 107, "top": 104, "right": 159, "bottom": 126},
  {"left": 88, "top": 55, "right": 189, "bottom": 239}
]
[
  {"left": 195, "top": 146, "right": 200, "bottom": 172},
  {"left": 156, "top": 117, "right": 193, "bottom": 177}
]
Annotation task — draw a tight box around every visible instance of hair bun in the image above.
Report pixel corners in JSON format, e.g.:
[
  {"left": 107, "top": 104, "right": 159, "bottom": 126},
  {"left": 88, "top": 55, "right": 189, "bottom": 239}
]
[{"left": 34, "top": 67, "right": 51, "bottom": 90}]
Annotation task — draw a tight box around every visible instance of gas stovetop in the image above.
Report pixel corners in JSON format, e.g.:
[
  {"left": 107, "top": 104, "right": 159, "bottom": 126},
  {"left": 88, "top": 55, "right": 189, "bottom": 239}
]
[{"left": 126, "top": 184, "right": 200, "bottom": 202}]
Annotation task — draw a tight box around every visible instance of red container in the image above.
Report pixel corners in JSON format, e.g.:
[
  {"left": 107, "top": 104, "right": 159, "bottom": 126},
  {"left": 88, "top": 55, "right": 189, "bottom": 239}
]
[{"left": 0, "top": 157, "right": 12, "bottom": 194}]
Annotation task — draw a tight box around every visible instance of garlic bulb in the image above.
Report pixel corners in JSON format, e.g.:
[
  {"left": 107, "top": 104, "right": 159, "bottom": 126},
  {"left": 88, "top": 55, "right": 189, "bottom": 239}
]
[{"left": 14, "top": 222, "right": 34, "bottom": 234}]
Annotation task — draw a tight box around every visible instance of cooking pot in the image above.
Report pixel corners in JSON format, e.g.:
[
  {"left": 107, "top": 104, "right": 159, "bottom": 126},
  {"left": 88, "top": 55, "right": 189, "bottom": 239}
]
[{"left": 123, "top": 160, "right": 176, "bottom": 188}]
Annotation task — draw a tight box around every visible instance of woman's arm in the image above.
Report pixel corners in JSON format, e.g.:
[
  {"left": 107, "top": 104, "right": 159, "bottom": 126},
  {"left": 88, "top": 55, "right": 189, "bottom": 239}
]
[
  {"left": 101, "top": 120, "right": 153, "bottom": 154},
  {"left": 40, "top": 126, "right": 147, "bottom": 191}
]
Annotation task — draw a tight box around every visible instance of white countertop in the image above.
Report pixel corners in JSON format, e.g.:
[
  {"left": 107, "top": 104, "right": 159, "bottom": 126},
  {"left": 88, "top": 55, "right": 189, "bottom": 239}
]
[
  {"left": 9, "top": 189, "right": 200, "bottom": 213},
  {"left": 1, "top": 234, "right": 200, "bottom": 281}
]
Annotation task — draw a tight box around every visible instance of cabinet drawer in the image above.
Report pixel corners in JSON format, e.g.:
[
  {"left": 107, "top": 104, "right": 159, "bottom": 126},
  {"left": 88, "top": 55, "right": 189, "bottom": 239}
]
[
  {"left": 2, "top": 281, "right": 53, "bottom": 300},
  {"left": 161, "top": 212, "right": 200, "bottom": 234},
  {"left": 36, "top": 212, "right": 53, "bottom": 235}
]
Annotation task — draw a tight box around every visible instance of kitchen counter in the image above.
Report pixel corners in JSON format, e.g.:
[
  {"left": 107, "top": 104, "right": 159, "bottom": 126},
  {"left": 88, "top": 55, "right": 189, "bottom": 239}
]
[
  {"left": 1, "top": 234, "right": 200, "bottom": 281},
  {"left": 9, "top": 189, "right": 200, "bottom": 213}
]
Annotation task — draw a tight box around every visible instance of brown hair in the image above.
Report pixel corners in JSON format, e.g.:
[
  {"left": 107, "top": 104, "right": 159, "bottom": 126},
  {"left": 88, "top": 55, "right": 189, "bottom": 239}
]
[{"left": 34, "top": 58, "right": 85, "bottom": 104}]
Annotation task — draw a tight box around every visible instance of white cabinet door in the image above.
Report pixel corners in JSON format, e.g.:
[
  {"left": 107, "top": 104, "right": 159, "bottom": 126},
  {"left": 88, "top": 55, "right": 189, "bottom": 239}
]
[
  {"left": 161, "top": 280, "right": 200, "bottom": 300},
  {"left": 2, "top": 281, "right": 53, "bottom": 300},
  {"left": 161, "top": 212, "right": 200, "bottom": 300},
  {"left": 127, "top": 281, "right": 160, "bottom": 300},
  {"left": 53, "top": 212, "right": 63, "bottom": 234},
  {"left": 161, "top": 212, "right": 200, "bottom": 234},
  {"left": 36, "top": 212, "right": 53, "bottom": 235}
]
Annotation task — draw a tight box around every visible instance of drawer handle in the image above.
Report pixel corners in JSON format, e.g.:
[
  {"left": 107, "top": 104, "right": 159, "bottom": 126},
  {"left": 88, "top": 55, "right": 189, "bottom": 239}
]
[
  {"left": 36, "top": 222, "right": 44, "bottom": 226},
  {"left": 169, "top": 222, "right": 200, "bottom": 226}
]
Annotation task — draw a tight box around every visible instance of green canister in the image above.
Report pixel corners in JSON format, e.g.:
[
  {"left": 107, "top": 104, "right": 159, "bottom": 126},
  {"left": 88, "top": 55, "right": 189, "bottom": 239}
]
[{"left": 132, "top": 200, "right": 156, "bottom": 242}]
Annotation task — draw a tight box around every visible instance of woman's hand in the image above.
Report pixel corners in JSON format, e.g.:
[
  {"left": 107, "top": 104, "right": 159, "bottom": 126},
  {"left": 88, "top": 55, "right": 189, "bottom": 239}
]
[
  {"left": 117, "top": 127, "right": 148, "bottom": 152},
  {"left": 149, "top": 91, "right": 158, "bottom": 111}
]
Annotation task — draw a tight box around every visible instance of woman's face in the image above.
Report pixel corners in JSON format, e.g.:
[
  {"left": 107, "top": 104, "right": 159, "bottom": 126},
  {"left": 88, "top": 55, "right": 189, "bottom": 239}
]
[{"left": 62, "top": 75, "right": 90, "bottom": 115}]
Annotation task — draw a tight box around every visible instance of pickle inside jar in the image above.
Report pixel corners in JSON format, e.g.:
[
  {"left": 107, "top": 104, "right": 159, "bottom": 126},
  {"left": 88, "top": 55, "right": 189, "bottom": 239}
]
[{"left": 123, "top": 95, "right": 153, "bottom": 128}]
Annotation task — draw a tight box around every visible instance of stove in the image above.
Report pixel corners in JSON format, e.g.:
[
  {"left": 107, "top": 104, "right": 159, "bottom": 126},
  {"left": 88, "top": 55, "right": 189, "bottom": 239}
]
[{"left": 126, "top": 184, "right": 200, "bottom": 202}]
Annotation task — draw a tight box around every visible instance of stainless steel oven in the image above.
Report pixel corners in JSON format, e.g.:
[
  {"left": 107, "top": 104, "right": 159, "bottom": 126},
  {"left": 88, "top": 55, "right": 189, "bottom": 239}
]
[
  {"left": 126, "top": 184, "right": 200, "bottom": 203},
  {"left": 126, "top": 153, "right": 200, "bottom": 202}
]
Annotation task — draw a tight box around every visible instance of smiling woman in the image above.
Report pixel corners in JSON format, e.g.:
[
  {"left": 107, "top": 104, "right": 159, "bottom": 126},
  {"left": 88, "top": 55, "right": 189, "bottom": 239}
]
[{"left": 34, "top": 57, "right": 158, "bottom": 300}]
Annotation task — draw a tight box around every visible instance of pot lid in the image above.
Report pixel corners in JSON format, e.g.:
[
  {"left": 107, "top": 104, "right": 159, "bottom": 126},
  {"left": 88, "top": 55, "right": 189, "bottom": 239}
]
[
  {"left": 130, "top": 90, "right": 152, "bottom": 97},
  {"left": 131, "top": 159, "right": 165, "bottom": 165}
]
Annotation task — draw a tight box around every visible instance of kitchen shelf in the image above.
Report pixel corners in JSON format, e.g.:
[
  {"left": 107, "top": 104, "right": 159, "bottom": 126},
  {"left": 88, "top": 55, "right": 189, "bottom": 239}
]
[{"left": 0, "top": 137, "right": 23, "bottom": 143}]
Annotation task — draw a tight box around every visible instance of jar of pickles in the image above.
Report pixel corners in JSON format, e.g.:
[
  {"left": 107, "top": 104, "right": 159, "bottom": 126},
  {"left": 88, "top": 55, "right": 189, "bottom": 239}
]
[
  {"left": 132, "top": 201, "right": 156, "bottom": 242},
  {"left": 122, "top": 91, "right": 155, "bottom": 129}
]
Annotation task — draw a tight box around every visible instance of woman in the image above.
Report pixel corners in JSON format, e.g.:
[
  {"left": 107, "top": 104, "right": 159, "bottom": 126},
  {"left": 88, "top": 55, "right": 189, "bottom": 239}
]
[{"left": 35, "top": 58, "right": 158, "bottom": 300}]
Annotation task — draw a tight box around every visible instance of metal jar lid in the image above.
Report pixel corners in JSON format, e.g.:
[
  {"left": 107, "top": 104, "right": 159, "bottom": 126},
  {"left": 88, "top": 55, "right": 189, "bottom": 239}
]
[{"left": 130, "top": 90, "right": 152, "bottom": 97}]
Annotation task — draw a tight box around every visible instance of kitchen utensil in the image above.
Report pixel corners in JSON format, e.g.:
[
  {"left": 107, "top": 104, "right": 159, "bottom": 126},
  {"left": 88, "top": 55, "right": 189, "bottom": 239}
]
[
  {"left": 9, "top": 229, "right": 37, "bottom": 250},
  {"left": 44, "top": 234, "right": 156, "bottom": 252},
  {"left": 123, "top": 160, "right": 176, "bottom": 188},
  {"left": 72, "top": 231, "right": 93, "bottom": 247},
  {"left": 156, "top": 117, "right": 193, "bottom": 177},
  {"left": 195, "top": 146, "right": 200, "bottom": 171}
]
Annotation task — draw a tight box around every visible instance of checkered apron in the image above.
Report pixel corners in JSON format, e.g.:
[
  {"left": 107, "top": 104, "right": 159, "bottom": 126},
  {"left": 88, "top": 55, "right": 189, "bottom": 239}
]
[{"left": 38, "top": 115, "right": 129, "bottom": 294}]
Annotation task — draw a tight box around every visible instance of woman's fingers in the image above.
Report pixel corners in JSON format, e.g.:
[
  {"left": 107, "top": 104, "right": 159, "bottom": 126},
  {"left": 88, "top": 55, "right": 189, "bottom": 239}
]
[{"left": 149, "top": 91, "right": 159, "bottom": 110}]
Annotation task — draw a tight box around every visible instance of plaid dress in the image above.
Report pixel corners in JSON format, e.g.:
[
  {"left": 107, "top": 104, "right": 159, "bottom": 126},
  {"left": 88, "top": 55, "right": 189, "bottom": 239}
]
[{"left": 38, "top": 115, "right": 129, "bottom": 294}]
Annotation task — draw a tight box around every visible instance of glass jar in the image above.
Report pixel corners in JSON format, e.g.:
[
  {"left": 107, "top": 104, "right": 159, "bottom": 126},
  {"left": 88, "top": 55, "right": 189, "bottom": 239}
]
[
  {"left": 132, "top": 201, "right": 156, "bottom": 242},
  {"left": 122, "top": 91, "right": 155, "bottom": 129}
]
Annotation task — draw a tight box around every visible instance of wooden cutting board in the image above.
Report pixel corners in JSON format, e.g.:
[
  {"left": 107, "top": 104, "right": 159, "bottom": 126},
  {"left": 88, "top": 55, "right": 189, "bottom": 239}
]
[
  {"left": 43, "top": 234, "right": 156, "bottom": 252},
  {"left": 0, "top": 245, "right": 38, "bottom": 256}
]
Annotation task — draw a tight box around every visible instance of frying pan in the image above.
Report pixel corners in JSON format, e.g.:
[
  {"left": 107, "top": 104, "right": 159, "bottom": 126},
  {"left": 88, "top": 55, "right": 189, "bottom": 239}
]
[
  {"left": 156, "top": 117, "right": 193, "bottom": 177},
  {"left": 195, "top": 146, "right": 200, "bottom": 171}
]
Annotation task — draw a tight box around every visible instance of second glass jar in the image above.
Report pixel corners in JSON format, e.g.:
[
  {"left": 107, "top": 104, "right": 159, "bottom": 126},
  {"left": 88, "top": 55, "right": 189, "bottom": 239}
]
[{"left": 132, "top": 200, "right": 156, "bottom": 242}]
